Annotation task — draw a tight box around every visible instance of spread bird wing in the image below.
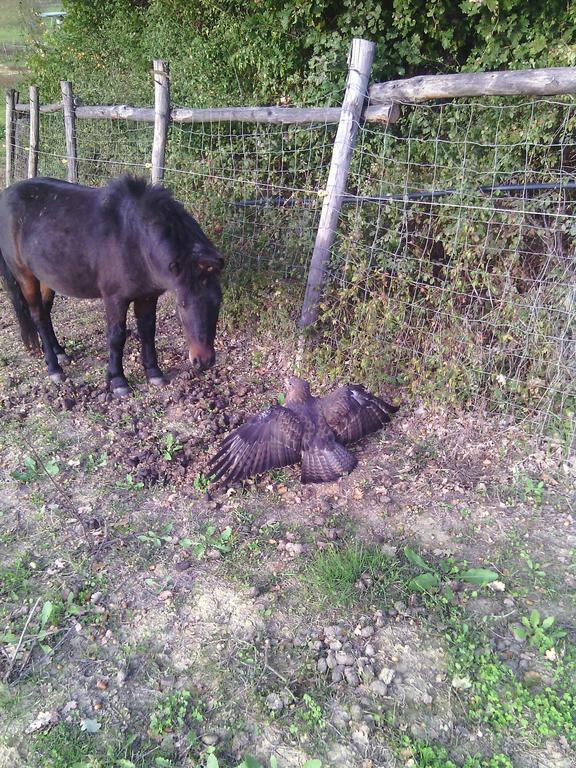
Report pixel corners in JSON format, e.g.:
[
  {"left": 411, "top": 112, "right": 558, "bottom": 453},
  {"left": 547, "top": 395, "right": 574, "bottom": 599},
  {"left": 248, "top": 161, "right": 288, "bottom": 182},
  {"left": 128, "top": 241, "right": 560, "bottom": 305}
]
[
  {"left": 317, "top": 385, "right": 398, "bottom": 445},
  {"left": 208, "top": 405, "right": 304, "bottom": 483}
]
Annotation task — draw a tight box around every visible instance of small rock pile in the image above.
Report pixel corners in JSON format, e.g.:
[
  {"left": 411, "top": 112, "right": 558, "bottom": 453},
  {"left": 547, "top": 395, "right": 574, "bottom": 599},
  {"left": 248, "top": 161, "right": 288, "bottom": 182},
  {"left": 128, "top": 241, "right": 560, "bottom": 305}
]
[{"left": 312, "top": 613, "right": 396, "bottom": 698}]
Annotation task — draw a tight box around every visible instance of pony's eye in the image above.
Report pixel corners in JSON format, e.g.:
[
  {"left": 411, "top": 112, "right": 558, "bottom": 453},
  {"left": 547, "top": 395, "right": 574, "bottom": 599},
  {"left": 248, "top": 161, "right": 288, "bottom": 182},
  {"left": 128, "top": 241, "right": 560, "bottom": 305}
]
[{"left": 169, "top": 261, "right": 180, "bottom": 274}]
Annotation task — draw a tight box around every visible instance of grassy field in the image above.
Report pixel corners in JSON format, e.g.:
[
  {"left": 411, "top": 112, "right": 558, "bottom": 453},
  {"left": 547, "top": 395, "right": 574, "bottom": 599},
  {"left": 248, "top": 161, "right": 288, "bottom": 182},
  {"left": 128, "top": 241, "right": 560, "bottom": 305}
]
[
  {"left": 0, "top": 1, "right": 62, "bottom": 128},
  {"left": 0, "top": 285, "right": 574, "bottom": 768}
]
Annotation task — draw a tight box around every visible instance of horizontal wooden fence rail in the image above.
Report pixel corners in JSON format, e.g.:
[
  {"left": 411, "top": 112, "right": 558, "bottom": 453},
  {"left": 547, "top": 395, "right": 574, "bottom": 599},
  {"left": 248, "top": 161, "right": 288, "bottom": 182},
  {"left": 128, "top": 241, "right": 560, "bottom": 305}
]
[
  {"left": 13, "top": 101, "right": 400, "bottom": 125},
  {"left": 370, "top": 66, "right": 576, "bottom": 103}
]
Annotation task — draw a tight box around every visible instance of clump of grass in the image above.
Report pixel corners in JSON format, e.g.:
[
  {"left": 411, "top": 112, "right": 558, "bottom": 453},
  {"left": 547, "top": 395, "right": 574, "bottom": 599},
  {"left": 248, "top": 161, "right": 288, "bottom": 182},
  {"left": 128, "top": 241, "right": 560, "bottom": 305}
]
[{"left": 306, "top": 542, "right": 403, "bottom": 605}]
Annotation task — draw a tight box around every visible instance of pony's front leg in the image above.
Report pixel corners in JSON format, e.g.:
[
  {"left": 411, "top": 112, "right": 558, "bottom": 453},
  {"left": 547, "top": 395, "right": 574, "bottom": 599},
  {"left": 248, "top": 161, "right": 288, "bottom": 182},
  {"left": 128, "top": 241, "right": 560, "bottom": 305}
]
[
  {"left": 103, "top": 296, "right": 131, "bottom": 396},
  {"left": 133, "top": 296, "right": 166, "bottom": 386}
]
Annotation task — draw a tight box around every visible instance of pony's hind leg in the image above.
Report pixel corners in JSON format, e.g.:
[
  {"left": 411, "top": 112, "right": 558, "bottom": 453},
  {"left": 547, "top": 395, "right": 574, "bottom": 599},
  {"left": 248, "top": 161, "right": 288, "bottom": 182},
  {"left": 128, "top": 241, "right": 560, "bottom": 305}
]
[
  {"left": 103, "top": 296, "right": 131, "bottom": 396},
  {"left": 20, "top": 272, "right": 64, "bottom": 383},
  {"left": 40, "top": 284, "right": 69, "bottom": 365},
  {"left": 133, "top": 296, "right": 166, "bottom": 386}
]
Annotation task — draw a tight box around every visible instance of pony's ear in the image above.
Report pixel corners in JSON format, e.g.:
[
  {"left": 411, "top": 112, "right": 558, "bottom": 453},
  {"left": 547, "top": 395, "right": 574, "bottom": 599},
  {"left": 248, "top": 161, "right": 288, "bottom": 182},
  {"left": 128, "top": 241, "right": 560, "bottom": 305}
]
[{"left": 197, "top": 250, "right": 224, "bottom": 275}]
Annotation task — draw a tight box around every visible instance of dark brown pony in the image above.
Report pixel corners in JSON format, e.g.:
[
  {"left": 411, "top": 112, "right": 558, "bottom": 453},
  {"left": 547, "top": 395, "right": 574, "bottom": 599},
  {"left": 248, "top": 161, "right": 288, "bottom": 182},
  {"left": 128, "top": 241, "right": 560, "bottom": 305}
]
[{"left": 0, "top": 176, "right": 223, "bottom": 395}]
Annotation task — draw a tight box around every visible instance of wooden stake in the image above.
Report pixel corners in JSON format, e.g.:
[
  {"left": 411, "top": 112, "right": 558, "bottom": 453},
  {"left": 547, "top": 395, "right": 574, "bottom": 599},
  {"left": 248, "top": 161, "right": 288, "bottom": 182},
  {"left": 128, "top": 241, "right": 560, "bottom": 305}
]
[
  {"left": 28, "top": 86, "right": 39, "bottom": 178},
  {"left": 60, "top": 81, "right": 78, "bottom": 183},
  {"left": 299, "top": 38, "right": 375, "bottom": 329},
  {"left": 151, "top": 59, "right": 170, "bottom": 184},
  {"left": 5, "top": 89, "right": 17, "bottom": 186}
]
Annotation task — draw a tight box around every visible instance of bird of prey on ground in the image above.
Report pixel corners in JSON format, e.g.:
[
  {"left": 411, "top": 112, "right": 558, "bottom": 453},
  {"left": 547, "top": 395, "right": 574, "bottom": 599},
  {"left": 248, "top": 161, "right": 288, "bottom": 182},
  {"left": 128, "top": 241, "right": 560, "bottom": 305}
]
[{"left": 208, "top": 376, "right": 398, "bottom": 484}]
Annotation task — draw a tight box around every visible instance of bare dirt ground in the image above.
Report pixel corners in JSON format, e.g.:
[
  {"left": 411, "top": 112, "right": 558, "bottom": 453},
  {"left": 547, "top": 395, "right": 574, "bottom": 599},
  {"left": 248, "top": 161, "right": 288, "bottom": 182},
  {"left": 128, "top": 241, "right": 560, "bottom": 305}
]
[{"left": 0, "top": 289, "right": 574, "bottom": 768}]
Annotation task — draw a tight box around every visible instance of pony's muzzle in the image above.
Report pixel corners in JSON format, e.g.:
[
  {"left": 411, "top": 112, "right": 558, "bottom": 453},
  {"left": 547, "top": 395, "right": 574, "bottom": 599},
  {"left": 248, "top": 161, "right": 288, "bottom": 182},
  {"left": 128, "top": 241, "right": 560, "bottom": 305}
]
[{"left": 188, "top": 344, "right": 216, "bottom": 371}]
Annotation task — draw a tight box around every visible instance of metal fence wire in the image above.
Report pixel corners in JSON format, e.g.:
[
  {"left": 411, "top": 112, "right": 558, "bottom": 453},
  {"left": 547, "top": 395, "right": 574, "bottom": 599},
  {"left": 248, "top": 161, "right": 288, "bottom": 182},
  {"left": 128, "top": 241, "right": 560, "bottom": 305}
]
[
  {"left": 6, "top": 95, "right": 576, "bottom": 443},
  {"left": 321, "top": 97, "right": 576, "bottom": 440}
]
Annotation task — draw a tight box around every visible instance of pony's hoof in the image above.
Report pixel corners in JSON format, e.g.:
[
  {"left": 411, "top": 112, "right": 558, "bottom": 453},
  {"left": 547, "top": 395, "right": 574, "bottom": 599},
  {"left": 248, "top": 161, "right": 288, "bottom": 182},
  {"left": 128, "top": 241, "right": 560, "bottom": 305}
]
[
  {"left": 57, "top": 353, "right": 71, "bottom": 365},
  {"left": 148, "top": 375, "right": 167, "bottom": 387},
  {"left": 49, "top": 371, "right": 65, "bottom": 384},
  {"left": 112, "top": 385, "right": 131, "bottom": 398}
]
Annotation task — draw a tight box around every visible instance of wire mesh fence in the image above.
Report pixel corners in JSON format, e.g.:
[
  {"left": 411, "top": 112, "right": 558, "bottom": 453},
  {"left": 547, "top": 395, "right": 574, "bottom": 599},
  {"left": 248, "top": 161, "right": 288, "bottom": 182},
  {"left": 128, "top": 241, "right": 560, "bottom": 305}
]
[
  {"left": 317, "top": 98, "right": 575, "bottom": 439},
  {"left": 4, "top": 89, "right": 575, "bottom": 443}
]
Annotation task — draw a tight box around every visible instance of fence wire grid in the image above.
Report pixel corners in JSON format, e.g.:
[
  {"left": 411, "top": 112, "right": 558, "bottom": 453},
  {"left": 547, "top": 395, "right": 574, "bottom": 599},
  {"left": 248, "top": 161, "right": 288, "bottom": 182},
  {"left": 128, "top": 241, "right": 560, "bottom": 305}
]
[{"left": 5, "top": 94, "right": 576, "bottom": 443}]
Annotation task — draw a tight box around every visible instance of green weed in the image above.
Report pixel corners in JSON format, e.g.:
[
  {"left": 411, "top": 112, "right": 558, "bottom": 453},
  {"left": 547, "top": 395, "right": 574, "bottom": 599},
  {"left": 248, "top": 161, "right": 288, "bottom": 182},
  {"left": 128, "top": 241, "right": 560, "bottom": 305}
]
[
  {"left": 180, "top": 524, "right": 235, "bottom": 559},
  {"left": 403, "top": 546, "right": 500, "bottom": 595},
  {"left": 511, "top": 609, "right": 567, "bottom": 653},
  {"left": 137, "top": 522, "right": 174, "bottom": 548},
  {"left": 446, "top": 608, "right": 576, "bottom": 743},
  {"left": 192, "top": 472, "right": 213, "bottom": 493},
  {"left": 161, "top": 432, "right": 183, "bottom": 461},
  {"left": 115, "top": 473, "right": 145, "bottom": 491},
  {"left": 11, "top": 455, "right": 60, "bottom": 483},
  {"left": 149, "top": 689, "right": 202, "bottom": 738}
]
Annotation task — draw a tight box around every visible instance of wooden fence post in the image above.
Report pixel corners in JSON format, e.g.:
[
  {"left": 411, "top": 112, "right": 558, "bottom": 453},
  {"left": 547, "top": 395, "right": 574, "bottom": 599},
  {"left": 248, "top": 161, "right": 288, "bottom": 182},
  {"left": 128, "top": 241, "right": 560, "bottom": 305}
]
[
  {"left": 299, "top": 38, "right": 375, "bottom": 329},
  {"left": 28, "top": 86, "right": 39, "bottom": 179},
  {"left": 5, "top": 88, "right": 17, "bottom": 186},
  {"left": 151, "top": 59, "right": 170, "bottom": 183},
  {"left": 60, "top": 80, "right": 78, "bottom": 183}
]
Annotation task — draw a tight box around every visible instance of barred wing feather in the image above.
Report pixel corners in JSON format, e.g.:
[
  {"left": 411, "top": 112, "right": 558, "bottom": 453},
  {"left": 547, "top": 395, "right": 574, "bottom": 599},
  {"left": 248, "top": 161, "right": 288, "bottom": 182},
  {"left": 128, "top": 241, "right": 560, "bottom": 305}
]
[
  {"left": 318, "top": 385, "right": 398, "bottom": 445},
  {"left": 209, "top": 405, "right": 304, "bottom": 483}
]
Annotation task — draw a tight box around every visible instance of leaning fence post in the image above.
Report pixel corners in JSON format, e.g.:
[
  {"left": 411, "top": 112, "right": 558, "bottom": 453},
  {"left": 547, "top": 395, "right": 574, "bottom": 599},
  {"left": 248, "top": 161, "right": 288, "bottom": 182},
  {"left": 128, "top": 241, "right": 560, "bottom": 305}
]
[
  {"left": 28, "top": 86, "right": 40, "bottom": 179},
  {"left": 299, "top": 38, "right": 375, "bottom": 329},
  {"left": 60, "top": 80, "right": 78, "bottom": 183},
  {"left": 5, "top": 88, "right": 17, "bottom": 186},
  {"left": 151, "top": 59, "right": 170, "bottom": 184}
]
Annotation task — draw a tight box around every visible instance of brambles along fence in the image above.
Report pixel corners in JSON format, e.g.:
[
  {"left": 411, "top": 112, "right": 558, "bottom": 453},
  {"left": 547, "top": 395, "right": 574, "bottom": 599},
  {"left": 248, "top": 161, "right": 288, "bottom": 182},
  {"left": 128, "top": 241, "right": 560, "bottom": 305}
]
[{"left": 3, "top": 40, "right": 575, "bottom": 446}]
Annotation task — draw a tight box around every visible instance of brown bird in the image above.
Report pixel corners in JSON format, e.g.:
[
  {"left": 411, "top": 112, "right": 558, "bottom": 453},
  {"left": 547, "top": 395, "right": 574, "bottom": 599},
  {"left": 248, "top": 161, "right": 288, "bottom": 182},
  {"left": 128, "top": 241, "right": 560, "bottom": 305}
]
[{"left": 209, "top": 376, "right": 398, "bottom": 484}]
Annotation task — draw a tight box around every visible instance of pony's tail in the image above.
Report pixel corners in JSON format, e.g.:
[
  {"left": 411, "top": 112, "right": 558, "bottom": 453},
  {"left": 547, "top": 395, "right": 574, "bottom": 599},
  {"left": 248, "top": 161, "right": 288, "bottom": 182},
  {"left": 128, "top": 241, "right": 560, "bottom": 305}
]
[{"left": 0, "top": 247, "right": 40, "bottom": 351}]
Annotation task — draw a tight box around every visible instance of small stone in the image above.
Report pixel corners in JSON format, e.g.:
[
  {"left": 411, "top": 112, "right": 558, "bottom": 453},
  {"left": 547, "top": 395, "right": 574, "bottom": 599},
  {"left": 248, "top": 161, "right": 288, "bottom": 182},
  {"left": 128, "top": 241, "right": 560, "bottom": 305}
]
[
  {"left": 378, "top": 667, "right": 395, "bottom": 685},
  {"left": 351, "top": 723, "right": 370, "bottom": 749},
  {"left": 90, "top": 591, "right": 103, "bottom": 604},
  {"left": 329, "top": 640, "right": 343, "bottom": 651},
  {"left": 344, "top": 668, "right": 360, "bottom": 686},
  {"left": 335, "top": 651, "right": 355, "bottom": 667},
  {"left": 95, "top": 679, "right": 108, "bottom": 690},
  {"left": 174, "top": 559, "right": 193, "bottom": 572},
  {"left": 331, "top": 666, "right": 344, "bottom": 683},
  {"left": 326, "top": 650, "right": 337, "bottom": 669},
  {"left": 360, "top": 626, "right": 375, "bottom": 639},
  {"left": 359, "top": 664, "right": 375, "bottom": 683},
  {"left": 247, "top": 586, "right": 260, "bottom": 598},
  {"left": 317, "top": 657, "right": 328, "bottom": 674},
  {"left": 158, "top": 590, "right": 172, "bottom": 601},
  {"left": 265, "top": 693, "right": 284, "bottom": 712},
  {"left": 370, "top": 680, "right": 389, "bottom": 697},
  {"left": 364, "top": 643, "right": 376, "bottom": 657},
  {"left": 349, "top": 703, "right": 363, "bottom": 721},
  {"left": 201, "top": 733, "right": 219, "bottom": 746}
]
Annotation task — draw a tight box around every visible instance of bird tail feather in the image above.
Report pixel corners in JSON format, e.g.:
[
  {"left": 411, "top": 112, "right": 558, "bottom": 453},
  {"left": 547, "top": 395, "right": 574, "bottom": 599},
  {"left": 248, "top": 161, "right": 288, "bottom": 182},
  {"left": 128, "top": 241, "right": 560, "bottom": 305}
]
[{"left": 300, "top": 442, "right": 357, "bottom": 484}]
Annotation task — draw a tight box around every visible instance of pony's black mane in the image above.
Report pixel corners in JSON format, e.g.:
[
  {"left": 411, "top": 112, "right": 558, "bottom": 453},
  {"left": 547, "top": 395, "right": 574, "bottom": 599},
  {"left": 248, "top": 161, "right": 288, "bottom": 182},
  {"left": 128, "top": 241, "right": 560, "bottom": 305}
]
[
  {"left": 100, "top": 175, "right": 203, "bottom": 256},
  {"left": 104, "top": 175, "right": 177, "bottom": 209}
]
